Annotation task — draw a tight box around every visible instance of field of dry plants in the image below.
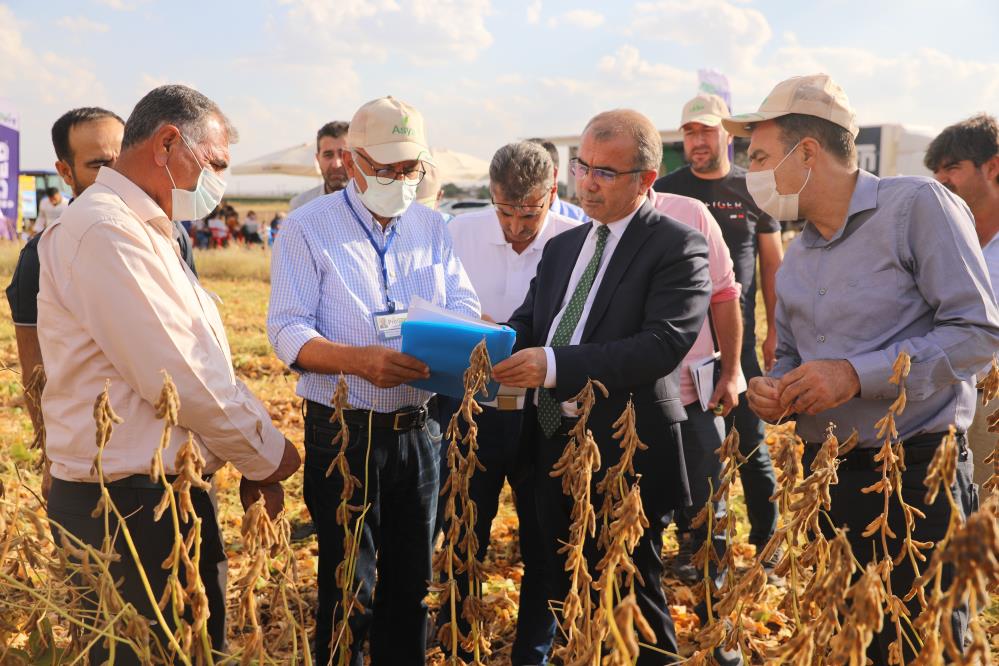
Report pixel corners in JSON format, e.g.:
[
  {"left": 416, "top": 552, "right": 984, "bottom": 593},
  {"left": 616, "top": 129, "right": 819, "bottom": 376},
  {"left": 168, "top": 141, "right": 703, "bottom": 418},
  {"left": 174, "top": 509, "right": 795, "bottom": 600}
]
[{"left": 1, "top": 243, "right": 999, "bottom": 664}]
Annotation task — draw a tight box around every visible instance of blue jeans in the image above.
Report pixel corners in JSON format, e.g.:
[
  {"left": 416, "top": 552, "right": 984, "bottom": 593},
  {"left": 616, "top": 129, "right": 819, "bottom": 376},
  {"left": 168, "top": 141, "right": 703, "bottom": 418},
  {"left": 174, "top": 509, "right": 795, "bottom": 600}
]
[
  {"left": 730, "top": 339, "right": 779, "bottom": 547},
  {"left": 303, "top": 402, "right": 440, "bottom": 666},
  {"left": 435, "top": 397, "right": 551, "bottom": 665}
]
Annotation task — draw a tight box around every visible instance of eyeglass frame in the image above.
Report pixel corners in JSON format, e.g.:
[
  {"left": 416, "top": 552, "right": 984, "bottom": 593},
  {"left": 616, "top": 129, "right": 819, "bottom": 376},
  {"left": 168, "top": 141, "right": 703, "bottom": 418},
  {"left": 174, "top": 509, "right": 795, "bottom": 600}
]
[
  {"left": 568, "top": 157, "right": 649, "bottom": 184},
  {"left": 353, "top": 149, "right": 428, "bottom": 186},
  {"left": 490, "top": 191, "right": 551, "bottom": 216}
]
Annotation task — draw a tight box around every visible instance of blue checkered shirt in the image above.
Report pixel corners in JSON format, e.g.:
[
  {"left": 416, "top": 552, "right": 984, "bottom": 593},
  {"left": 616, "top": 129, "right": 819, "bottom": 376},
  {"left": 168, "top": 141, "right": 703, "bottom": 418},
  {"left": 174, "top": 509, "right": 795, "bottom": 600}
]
[{"left": 268, "top": 183, "right": 480, "bottom": 411}]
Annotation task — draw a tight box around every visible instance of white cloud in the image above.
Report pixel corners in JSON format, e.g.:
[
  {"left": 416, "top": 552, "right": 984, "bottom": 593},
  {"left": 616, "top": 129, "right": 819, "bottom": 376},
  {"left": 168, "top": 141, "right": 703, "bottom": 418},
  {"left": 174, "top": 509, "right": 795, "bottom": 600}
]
[
  {"left": 57, "top": 16, "right": 111, "bottom": 32},
  {"left": 275, "top": 0, "right": 493, "bottom": 63},
  {"left": 548, "top": 9, "right": 604, "bottom": 29},
  {"left": 526, "top": 0, "right": 541, "bottom": 25},
  {"left": 94, "top": 0, "right": 143, "bottom": 9},
  {"left": 598, "top": 45, "right": 693, "bottom": 88},
  {"left": 631, "top": 0, "right": 771, "bottom": 65}
]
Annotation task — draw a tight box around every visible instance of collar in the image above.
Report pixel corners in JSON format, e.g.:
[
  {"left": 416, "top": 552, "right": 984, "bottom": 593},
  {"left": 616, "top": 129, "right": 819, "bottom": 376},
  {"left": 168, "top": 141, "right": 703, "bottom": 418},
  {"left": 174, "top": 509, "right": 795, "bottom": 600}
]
[
  {"left": 97, "top": 166, "right": 173, "bottom": 236},
  {"left": 347, "top": 180, "right": 401, "bottom": 235},
  {"left": 801, "top": 169, "right": 879, "bottom": 247}
]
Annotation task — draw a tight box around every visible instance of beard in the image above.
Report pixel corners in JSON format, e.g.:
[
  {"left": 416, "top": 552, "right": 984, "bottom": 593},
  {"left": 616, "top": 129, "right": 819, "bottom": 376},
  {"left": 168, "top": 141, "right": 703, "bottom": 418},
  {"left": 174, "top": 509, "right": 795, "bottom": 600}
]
[
  {"left": 689, "top": 153, "right": 720, "bottom": 174},
  {"left": 324, "top": 169, "right": 349, "bottom": 193}
]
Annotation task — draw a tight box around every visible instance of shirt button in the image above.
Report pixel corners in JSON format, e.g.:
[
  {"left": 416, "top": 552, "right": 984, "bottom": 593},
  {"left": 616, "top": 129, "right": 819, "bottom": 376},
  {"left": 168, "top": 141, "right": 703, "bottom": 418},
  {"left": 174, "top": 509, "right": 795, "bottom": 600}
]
[
  {"left": 818, "top": 288, "right": 827, "bottom": 295},
  {"left": 817, "top": 335, "right": 826, "bottom": 343}
]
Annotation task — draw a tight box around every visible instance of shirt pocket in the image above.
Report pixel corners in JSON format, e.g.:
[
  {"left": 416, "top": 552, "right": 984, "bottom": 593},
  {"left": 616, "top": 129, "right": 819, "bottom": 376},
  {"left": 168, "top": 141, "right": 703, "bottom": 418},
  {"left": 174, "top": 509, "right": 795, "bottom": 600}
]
[{"left": 836, "top": 267, "right": 899, "bottom": 342}]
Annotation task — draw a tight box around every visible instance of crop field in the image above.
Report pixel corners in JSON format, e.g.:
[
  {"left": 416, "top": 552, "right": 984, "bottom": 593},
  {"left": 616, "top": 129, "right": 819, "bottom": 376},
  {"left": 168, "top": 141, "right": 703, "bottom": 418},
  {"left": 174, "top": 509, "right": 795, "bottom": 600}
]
[{"left": 1, "top": 243, "right": 997, "bottom": 664}]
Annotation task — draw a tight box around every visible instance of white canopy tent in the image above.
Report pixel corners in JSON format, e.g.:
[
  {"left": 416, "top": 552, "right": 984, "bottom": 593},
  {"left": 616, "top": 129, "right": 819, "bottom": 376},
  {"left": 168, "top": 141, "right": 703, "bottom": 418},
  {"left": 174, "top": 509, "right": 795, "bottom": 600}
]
[{"left": 228, "top": 144, "right": 490, "bottom": 197}]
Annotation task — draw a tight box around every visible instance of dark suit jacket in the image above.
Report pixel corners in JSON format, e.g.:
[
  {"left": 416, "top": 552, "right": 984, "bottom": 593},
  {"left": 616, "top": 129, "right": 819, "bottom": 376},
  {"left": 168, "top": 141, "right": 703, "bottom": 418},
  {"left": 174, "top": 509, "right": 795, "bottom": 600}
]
[{"left": 508, "top": 199, "right": 711, "bottom": 509}]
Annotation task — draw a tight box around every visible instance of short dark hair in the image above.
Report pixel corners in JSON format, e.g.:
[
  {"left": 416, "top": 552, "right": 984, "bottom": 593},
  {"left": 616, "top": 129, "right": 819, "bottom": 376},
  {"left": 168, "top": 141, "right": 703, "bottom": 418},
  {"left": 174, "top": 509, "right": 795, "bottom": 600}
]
[
  {"left": 489, "top": 142, "right": 554, "bottom": 202},
  {"left": 924, "top": 114, "right": 999, "bottom": 180},
  {"left": 773, "top": 113, "right": 856, "bottom": 166},
  {"left": 527, "top": 138, "right": 559, "bottom": 172},
  {"left": 317, "top": 121, "right": 349, "bottom": 152},
  {"left": 122, "top": 84, "right": 237, "bottom": 149},
  {"left": 51, "top": 107, "right": 124, "bottom": 163},
  {"left": 45, "top": 187, "right": 60, "bottom": 197}
]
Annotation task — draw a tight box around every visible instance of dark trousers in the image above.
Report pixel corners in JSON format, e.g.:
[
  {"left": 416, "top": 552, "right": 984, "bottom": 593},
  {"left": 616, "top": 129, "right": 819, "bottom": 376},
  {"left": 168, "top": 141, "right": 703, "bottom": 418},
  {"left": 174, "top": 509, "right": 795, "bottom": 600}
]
[
  {"left": 802, "top": 436, "right": 977, "bottom": 665},
  {"left": 675, "top": 404, "right": 727, "bottom": 564},
  {"left": 535, "top": 422, "right": 683, "bottom": 665},
  {"left": 731, "top": 343, "right": 779, "bottom": 547},
  {"left": 47, "top": 478, "right": 227, "bottom": 666},
  {"left": 303, "top": 402, "right": 440, "bottom": 666},
  {"left": 434, "top": 397, "right": 551, "bottom": 665}
]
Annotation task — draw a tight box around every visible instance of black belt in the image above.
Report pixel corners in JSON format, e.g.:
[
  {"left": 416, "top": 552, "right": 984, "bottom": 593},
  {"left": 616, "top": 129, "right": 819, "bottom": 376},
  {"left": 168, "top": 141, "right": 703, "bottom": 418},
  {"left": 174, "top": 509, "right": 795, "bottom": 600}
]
[
  {"left": 807, "top": 431, "right": 966, "bottom": 471},
  {"left": 306, "top": 399, "right": 431, "bottom": 432},
  {"left": 54, "top": 474, "right": 214, "bottom": 492}
]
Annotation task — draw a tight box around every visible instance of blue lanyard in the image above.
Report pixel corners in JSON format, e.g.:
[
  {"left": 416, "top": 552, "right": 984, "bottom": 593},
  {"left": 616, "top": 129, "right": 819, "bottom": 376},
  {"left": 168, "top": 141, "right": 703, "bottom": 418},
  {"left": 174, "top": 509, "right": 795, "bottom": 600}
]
[{"left": 345, "top": 195, "right": 399, "bottom": 312}]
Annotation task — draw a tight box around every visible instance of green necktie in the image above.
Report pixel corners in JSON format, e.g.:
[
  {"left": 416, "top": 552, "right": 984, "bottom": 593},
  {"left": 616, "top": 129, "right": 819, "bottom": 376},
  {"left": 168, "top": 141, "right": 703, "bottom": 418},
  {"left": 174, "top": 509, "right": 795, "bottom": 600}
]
[{"left": 538, "top": 224, "right": 611, "bottom": 438}]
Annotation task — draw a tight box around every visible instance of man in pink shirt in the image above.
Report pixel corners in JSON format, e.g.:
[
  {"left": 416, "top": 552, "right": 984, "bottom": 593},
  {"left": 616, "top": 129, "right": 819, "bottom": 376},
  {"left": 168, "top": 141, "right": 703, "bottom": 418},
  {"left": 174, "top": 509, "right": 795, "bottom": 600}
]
[{"left": 648, "top": 190, "right": 742, "bottom": 585}]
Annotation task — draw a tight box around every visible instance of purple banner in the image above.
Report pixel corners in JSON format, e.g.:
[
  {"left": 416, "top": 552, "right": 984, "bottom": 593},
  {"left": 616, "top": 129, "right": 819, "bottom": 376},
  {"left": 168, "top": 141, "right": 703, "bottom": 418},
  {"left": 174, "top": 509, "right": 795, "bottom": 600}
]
[{"left": 0, "top": 106, "right": 18, "bottom": 241}]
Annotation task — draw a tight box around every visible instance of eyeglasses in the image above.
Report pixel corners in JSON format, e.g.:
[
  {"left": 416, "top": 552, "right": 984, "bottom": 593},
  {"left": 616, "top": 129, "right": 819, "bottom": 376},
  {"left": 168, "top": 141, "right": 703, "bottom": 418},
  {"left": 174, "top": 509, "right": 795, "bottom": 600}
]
[
  {"left": 491, "top": 192, "right": 549, "bottom": 217},
  {"left": 354, "top": 150, "right": 427, "bottom": 186},
  {"left": 569, "top": 158, "right": 647, "bottom": 184}
]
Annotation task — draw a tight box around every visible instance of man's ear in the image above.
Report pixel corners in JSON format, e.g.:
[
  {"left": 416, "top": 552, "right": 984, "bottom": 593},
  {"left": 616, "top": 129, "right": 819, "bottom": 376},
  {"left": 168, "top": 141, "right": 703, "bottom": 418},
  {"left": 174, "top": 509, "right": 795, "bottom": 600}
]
[
  {"left": 151, "top": 124, "right": 182, "bottom": 168},
  {"left": 800, "top": 137, "right": 821, "bottom": 167},
  {"left": 638, "top": 168, "right": 659, "bottom": 193},
  {"left": 54, "top": 159, "right": 75, "bottom": 193},
  {"left": 983, "top": 154, "right": 999, "bottom": 185}
]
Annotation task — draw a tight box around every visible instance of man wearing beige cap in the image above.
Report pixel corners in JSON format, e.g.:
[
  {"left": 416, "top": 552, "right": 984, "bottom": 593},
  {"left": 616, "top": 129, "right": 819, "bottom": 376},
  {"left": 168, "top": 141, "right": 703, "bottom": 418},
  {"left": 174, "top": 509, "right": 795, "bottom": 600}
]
[
  {"left": 654, "top": 92, "right": 782, "bottom": 580},
  {"left": 268, "top": 96, "right": 480, "bottom": 665},
  {"left": 740, "top": 73, "right": 999, "bottom": 663}
]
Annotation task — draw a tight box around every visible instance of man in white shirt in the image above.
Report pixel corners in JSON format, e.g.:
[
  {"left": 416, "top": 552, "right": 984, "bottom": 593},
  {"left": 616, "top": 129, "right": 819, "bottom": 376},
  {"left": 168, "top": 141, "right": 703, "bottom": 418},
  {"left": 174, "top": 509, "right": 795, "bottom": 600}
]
[
  {"left": 33, "top": 187, "right": 68, "bottom": 234},
  {"left": 925, "top": 113, "right": 999, "bottom": 488},
  {"left": 289, "top": 120, "right": 350, "bottom": 210},
  {"left": 39, "top": 85, "right": 300, "bottom": 665},
  {"left": 443, "top": 141, "right": 578, "bottom": 665}
]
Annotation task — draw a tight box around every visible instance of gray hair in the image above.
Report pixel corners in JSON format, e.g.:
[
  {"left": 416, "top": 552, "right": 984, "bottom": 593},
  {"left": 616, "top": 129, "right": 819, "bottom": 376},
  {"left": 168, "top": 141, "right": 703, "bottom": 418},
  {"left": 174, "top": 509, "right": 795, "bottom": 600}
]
[
  {"left": 583, "top": 109, "right": 663, "bottom": 172},
  {"left": 489, "top": 142, "right": 554, "bottom": 202},
  {"left": 122, "top": 84, "right": 238, "bottom": 149}
]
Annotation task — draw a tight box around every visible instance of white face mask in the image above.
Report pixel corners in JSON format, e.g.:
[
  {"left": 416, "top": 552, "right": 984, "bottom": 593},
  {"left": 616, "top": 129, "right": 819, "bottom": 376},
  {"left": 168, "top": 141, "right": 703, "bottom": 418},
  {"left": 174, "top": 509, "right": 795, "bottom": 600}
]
[
  {"left": 353, "top": 151, "right": 419, "bottom": 218},
  {"left": 165, "top": 134, "right": 227, "bottom": 222},
  {"left": 745, "top": 141, "right": 810, "bottom": 222}
]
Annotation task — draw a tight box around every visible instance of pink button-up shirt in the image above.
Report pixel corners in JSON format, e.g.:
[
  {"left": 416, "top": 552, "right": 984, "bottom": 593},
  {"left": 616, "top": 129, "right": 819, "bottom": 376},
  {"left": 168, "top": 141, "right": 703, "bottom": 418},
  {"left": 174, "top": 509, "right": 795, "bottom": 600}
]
[
  {"left": 37, "top": 167, "right": 284, "bottom": 482},
  {"left": 648, "top": 191, "right": 741, "bottom": 407}
]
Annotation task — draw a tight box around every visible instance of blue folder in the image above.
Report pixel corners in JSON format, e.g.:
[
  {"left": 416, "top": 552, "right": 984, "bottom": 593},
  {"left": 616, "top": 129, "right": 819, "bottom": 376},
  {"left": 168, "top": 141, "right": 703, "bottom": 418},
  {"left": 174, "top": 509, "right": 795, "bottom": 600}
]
[{"left": 401, "top": 319, "right": 516, "bottom": 400}]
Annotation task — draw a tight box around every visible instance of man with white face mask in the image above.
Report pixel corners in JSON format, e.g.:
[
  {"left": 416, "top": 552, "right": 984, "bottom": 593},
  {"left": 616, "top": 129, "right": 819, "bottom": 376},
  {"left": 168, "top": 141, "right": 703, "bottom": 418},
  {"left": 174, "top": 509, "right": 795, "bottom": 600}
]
[
  {"left": 267, "top": 96, "right": 480, "bottom": 666},
  {"left": 38, "top": 85, "right": 301, "bottom": 665},
  {"left": 738, "top": 73, "right": 999, "bottom": 665}
]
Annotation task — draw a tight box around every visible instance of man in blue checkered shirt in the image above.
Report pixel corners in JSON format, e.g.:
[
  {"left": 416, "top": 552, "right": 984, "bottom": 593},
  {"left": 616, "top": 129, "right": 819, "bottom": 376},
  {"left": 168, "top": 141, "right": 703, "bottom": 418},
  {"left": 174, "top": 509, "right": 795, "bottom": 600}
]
[{"left": 267, "top": 96, "right": 480, "bottom": 666}]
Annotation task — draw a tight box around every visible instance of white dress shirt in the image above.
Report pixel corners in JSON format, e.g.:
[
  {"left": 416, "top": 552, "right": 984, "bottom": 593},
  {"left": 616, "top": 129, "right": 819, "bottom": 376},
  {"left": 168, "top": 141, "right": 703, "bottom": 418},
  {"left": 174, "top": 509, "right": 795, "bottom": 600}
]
[
  {"left": 542, "top": 205, "right": 640, "bottom": 414},
  {"left": 35, "top": 196, "right": 69, "bottom": 233},
  {"left": 447, "top": 208, "right": 580, "bottom": 322},
  {"left": 37, "top": 167, "right": 286, "bottom": 482}
]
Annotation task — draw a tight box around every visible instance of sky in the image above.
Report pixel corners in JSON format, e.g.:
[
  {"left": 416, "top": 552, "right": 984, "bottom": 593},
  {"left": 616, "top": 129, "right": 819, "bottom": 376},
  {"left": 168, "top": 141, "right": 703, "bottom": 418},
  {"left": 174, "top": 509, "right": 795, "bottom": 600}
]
[{"left": 4, "top": 0, "right": 999, "bottom": 187}]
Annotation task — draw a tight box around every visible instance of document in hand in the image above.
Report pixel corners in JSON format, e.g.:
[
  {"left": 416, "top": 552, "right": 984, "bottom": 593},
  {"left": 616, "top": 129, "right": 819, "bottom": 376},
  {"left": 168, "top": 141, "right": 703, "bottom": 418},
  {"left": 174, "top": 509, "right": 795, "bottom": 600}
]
[
  {"left": 401, "top": 297, "right": 516, "bottom": 400},
  {"left": 688, "top": 352, "right": 748, "bottom": 412}
]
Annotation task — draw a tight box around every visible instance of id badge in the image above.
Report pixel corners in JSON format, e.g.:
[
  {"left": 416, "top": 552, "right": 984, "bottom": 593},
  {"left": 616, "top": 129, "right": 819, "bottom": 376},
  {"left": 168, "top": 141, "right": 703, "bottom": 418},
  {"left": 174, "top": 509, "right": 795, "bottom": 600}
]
[{"left": 372, "top": 309, "right": 408, "bottom": 340}]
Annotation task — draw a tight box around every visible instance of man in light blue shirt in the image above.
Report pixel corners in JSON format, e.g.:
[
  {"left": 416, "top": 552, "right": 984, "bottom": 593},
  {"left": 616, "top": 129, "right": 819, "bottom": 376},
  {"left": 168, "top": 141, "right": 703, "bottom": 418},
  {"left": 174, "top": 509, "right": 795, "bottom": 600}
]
[
  {"left": 737, "top": 75, "right": 999, "bottom": 665},
  {"left": 268, "top": 96, "right": 479, "bottom": 666}
]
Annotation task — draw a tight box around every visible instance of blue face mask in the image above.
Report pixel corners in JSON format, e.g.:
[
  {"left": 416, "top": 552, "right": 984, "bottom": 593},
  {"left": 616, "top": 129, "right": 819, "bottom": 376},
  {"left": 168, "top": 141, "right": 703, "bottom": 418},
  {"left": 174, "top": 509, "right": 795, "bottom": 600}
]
[{"left": 164, "top": 134, "right": 227, "bottom": 221}]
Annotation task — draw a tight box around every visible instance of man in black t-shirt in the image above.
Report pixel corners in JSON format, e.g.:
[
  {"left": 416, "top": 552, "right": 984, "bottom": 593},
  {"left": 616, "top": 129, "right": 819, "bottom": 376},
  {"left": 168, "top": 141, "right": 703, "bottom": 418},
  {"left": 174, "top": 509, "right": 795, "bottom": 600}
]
[
  {"left": 5, "top": 107, "right": 197, "bottom": 488},
  {"left": 655, "top": 93, "right": 783, "bottom": 577}
]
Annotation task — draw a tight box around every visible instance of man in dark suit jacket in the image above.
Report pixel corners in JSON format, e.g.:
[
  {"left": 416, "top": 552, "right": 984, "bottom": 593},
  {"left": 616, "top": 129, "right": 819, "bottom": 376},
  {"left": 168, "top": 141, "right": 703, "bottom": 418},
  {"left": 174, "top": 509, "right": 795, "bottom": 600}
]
[{"left": 493, "top": 109, "right": 712, "bottom": 665}]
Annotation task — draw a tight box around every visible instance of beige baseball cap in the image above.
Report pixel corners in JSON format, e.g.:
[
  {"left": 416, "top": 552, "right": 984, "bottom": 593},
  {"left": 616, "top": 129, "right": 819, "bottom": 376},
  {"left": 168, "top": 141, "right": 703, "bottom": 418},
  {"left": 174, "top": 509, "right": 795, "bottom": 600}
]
[
  {"left": 348, "top": 96, "right": 433, "bottom": 165},
  {"left": 680, "top": 93, "right": 729, "bottom": 128},
  {"left": 721, "top": 73, "right": 859, "bottom": 138}
]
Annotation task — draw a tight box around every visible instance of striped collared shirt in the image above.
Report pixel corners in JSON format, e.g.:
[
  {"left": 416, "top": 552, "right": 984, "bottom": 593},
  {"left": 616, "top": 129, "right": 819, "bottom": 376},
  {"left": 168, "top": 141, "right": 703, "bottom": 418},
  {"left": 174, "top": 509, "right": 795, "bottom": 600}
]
[{"left": 268, "top": 182, "right": 480, "bottom": 411}]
